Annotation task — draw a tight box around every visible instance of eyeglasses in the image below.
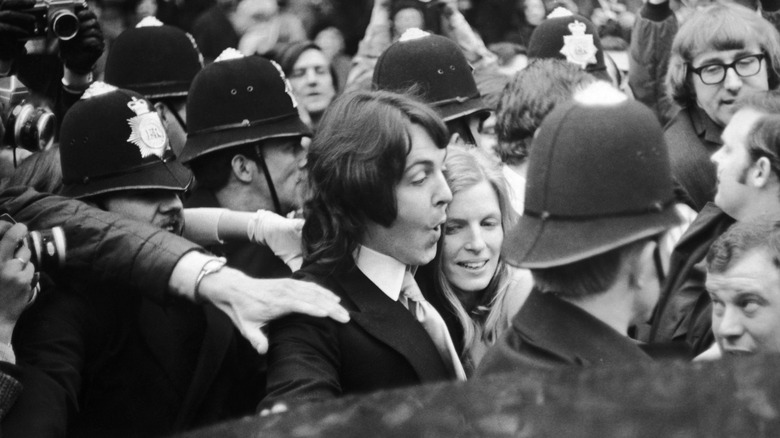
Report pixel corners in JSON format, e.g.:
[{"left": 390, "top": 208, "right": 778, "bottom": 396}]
[{"left": 689, "top": 53, "right": 766, "bottom": 85}]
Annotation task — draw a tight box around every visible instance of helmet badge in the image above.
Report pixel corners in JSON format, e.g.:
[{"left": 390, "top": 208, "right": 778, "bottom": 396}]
[
  {"left": 270, "top": 60, "right": 298, "bottom": 109},
  {"left": 126, "top": 97, "right": 168, "bottom": 159},
  {"left": 559, "top": 20, "right": 598, "bottom": 69}
]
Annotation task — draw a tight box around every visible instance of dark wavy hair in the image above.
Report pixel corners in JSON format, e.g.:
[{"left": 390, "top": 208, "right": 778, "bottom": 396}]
[
  {"left": 496, "top": 59, "right": 594, "bottom": 166},
  {"left": 707, "top": 220, "right": 780, "bottom": 275},
  {"left": 302, "top": 90, "right": 449, "bottom": 267}
]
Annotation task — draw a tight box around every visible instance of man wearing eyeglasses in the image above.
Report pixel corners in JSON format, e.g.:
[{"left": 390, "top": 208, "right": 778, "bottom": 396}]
[{"left": 663, "top": 2, "right": 780, "bottom": 212}]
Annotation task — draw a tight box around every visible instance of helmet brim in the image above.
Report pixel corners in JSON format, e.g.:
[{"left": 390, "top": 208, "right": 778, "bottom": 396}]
[
  {"left": 61, "top": 158, "right": 192, "bottom": 200},
  {"left": 435, "top": 96, "right": 491, "bottom": 123},
  {"left": 502, "top": 206, "right": 682, "bottom": 269},
  {"left": 180, "top": 114, "right": 311, "bottom": 163}
]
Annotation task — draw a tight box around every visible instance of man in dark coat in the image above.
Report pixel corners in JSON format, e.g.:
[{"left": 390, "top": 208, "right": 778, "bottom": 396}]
[
  {"left": 663, "top": 3, "right": 780, "bottom": 211},
  {"left": 648, "top": 97, "right": 780, "bottom": 356},
  {"left": 179, "top": 49, "right": 310, "bottom": 281},
  {"left": 264, "top": 90, "right": 465, "bottom": 408},
  {"left": 4, "top": 85, "right": 347, "bottom": 437},
  {"left": 477, "top": 83, "right": 681, "bottom": 374}
]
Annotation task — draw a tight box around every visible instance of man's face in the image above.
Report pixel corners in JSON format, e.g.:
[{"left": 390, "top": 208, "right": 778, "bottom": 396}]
[
  {"left": 363, "top": 124, "right": 452, "bottom": 266},
  {"left": 103, "top": 189, "right": 184, "bottom": 234},
  {"left": 447, "top": 115, "right": 483, "bottom": 149},
  {"left": 288, "top": 49, "right": 336, "bottom": 119},
  {"left": 630, "top": 240, "right": 663, "bottom": 325},
  {"left": 155, "top": 100, "right": 187, "bottom": 157},
  {"left": 255, "top": 136, "right": 305, "bottom": 215},
  {"left": 522, "top": 0, "right": 546, "bottom": 26},
  {"left": 478, "top": 112, "right": 498, "bottom": 158},
  {"left": 393, "top": 8, "right": 425, "bottom": 37},
  {"left": 708, "top": 247, "right": 780, "bottom": 356},
  {"left": 690, "top": 45, "right": 768, "bottom": 126},
  {"left": 711, "top": 108, "right": 762, "bottom": 219}
]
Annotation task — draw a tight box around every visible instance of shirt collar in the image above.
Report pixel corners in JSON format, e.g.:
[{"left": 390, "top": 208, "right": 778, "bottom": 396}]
[
  {"left": 690, "top": 106, "right": 724, "bottom": 146},
  {"left": 353, "top": 244, "right": 407, "bottom": 301}
]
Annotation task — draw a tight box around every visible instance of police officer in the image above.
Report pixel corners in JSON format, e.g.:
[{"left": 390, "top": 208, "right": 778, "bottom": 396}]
[
  {"left": 12, "top": 83, "right": 265, "bottom": 435},
  {"left": 372, "top": 30, "right": 489, "bottom": 147},
  {"left": 104, "top": 17, "right": 204, "bottom": 156},
  {"left": 179, "top": 49, "right": 310, "bottom": 280},
  {"left": 476, "top": 82, "right": 682, "bottom": 373}
]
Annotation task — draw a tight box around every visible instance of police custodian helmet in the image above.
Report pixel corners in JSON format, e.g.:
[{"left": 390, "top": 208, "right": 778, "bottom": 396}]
[
  {"left": 373, "top": 29, "right": 488, "bottom": 123},
  {"left": 502, "top": 83, "right": 681, "bottom": 269},
  {"left": 104, "top": 17, "right": 203, "bottom": 100},
  {"left": 59, "top": 82, "right": 191, "bottom": 199},
  {"left": 179, "top": 49, "right": 311, "bottom": 164}
]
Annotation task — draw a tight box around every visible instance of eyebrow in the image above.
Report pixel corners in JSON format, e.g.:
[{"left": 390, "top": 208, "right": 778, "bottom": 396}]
[
  {"left": 404, "top": 148, "right": 446, "bottom": 173},
  {"left": 404, "top": 159, "right": 435, "bottom": 174},
  {"left": 695, "top": 50, "right": 756, "bottom": 66}
]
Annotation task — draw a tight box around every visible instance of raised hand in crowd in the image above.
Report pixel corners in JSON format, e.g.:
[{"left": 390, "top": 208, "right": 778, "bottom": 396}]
[{"left": 59, "top": 2, "right": 104, "bottom": 77}]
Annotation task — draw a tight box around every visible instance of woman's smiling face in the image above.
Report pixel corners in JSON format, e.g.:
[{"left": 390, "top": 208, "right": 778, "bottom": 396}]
[{"left": 441, "top": 181, "right": 503, "bottom": 293}]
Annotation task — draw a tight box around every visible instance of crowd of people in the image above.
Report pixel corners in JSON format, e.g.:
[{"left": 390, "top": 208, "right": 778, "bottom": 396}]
[{"left": 1, "top": 0, "right": 780, "bottom": 435}]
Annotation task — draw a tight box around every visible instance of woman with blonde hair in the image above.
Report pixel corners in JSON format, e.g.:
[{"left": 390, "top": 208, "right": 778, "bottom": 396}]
[{"left": 430, "top": 144, "right": 532, "bottom": 375}]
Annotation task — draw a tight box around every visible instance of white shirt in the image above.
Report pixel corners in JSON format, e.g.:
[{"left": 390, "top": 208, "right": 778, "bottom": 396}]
[
  {"left": 502, "top": 165, "right": 526, "bottom": 215},
  {"left": 353, "top": 245, "right": 407, "bottom": 301}
]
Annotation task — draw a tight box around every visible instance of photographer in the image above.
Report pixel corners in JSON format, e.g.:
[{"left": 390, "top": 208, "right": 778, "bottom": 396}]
[
  {"left": 0, "top": 0, "right": 103, "bottom": 127},
  {"left": 0, "top": 220, "right": 35, "bottom": 421}
]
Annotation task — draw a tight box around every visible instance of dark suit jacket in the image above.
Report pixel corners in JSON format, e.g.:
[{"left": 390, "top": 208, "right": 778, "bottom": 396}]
[
  {"left": 665, "top": 106, "right": 723, "bottom": 212},
  {"left": 7, "top": 281, "right": 263, "bottom": 438},
  {"left": 476, "top": 289, "right": 652, "bottom": 376},
  {"left": 647, "top": 202, "right": 735, "bottom": 355},
  {"left": 264, "top": 261, "right": 455, "bottom": 407}
]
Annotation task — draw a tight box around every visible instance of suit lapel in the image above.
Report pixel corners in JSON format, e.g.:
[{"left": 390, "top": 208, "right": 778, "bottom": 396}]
[{"left": 334, "top": 265, "right": 452, "bottom": 381}]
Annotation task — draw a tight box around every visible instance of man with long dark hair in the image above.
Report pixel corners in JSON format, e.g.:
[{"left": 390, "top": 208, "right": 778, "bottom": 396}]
[{"left": 265, "top": 90, "right": 465, "bottom": 407}]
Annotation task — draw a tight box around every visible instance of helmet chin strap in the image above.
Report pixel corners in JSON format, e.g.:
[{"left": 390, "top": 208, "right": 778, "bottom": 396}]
[
  {"left": 163, "top": 100, "right": 187, "bottom": 132},
  {"left": 255, "top": 144, "right": 282, "bottom": 214}
]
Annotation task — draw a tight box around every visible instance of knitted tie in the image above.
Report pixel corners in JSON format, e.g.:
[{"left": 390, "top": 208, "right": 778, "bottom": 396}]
[{"left": 400, "top": 270, "right": 467, "bottom": 381}]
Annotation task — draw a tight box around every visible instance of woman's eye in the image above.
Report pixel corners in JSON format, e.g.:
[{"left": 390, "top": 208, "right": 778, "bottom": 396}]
[
  {"left": 482, "top": 219, "right": 499, "bottom": 228},
  {"left": 444, "top": 223, "right": 461, "bottom": 234}
]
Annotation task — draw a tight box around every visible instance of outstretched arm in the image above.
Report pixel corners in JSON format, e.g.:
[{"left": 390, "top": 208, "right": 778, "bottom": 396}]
[{"left": 0, "top": 186, "right": 349, "bottom": 354}]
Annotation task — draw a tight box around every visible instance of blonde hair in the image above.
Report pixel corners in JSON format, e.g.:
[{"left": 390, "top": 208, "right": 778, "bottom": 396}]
[{"left": 434, "top": 145, "right": 518, "bottom": 362}]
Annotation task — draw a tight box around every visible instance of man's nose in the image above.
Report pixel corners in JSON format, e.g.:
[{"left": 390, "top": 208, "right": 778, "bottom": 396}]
[
  {"left": 723, "top": 66, "right": 744, "bottom": 92},
  {"left": 716, "top": 305, "right": 745, "bottom": 340},
  {"left": 433, "top": 170, "right": 452, "bottom": 208},
  {"left": 160, "top": 193, "right": 184, "bottom": 213}
]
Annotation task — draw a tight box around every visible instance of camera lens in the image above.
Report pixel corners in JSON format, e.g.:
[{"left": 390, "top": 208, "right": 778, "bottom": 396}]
[
  {"left": 14, "top": 104, "right": 55, "bottom": 151},
  {"left": 50, "top": 9, "right": 79, "bottom": 41},
  {"left": 26, "top": 227, "right": 66, "bottom": 273}
]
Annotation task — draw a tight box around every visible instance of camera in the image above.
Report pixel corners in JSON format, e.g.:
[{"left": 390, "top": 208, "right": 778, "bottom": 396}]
[
  {"left": 0, "top": 76, "right": 56, "bottom": 152},
  {"left": 0, "top": 214, "right": 66, "bottom": 273},
  {"left": 25, "top": 0, "right": 81, "bottom": 41}
]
